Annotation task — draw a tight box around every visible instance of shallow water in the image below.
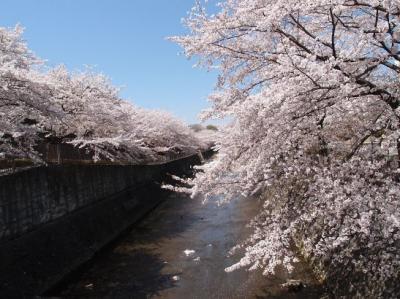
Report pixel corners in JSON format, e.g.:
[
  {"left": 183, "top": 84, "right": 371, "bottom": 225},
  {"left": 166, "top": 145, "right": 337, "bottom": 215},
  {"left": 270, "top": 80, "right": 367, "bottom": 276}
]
[{"left": 53, "top": 193, "right": 324, "bottom": 299}]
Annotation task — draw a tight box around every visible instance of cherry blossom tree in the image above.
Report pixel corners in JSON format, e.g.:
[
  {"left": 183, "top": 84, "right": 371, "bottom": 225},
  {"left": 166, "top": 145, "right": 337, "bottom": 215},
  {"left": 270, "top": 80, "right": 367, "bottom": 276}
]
[
  {"left": 174, "top": 0, "right": 400, "bottom": 297},
  {"left": 0, "top": 25, "right": 60, "bottom": 161},
  {"left": 0, "top": 25, "right": 205, "bottom": 164}
]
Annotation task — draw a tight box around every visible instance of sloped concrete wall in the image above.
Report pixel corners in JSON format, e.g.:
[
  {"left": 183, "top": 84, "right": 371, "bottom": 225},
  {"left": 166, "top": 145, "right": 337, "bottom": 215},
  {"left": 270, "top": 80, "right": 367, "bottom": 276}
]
[{"left": 0, "top": 151, "right": 212, "bottom": 298}]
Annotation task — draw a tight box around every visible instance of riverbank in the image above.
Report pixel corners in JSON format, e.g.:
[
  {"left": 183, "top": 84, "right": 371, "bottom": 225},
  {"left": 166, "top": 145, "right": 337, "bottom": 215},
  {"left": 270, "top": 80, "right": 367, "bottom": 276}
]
[{"left": 0, "top": 151, "right": 212, "bottom": 298}]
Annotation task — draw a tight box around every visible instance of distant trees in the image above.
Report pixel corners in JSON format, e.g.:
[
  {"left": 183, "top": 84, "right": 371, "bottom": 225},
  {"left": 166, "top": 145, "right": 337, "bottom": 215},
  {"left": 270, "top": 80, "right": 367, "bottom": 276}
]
[
  {"left": 174, "top": 0, "right": 400, "bottom": 297},
  {"left": 189, "top": 123, "right": 218, "bottom": 132},
  {"left": 205, "top": 124, "right": 217, "bottom": 131},
  {"left": 189, "top": 124, "right": 204, "bottom": 132},
  {"left": 0, "top": 25, "right": 204, "bottom": 163}
]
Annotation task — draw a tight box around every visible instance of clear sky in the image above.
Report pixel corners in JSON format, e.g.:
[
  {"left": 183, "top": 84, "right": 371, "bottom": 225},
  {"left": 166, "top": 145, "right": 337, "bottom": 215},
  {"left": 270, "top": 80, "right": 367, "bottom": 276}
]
[{"left": 0, "top": 0, "right": 217, "bottom": 124}]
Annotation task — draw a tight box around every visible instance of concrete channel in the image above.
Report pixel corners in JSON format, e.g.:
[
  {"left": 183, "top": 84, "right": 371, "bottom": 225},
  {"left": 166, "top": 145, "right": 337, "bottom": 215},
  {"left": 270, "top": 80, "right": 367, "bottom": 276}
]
[{"left": 48, "top": 193, "right": 326, "bottom": 299}]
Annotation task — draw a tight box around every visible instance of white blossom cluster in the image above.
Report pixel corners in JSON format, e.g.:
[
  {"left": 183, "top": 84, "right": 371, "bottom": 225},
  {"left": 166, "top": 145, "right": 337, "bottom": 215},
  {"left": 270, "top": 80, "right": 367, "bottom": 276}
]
[
  {"left": 174, "top": 0, "right": 400, "bottom": 297},
  {"left": 0, "top": 25, "right": 206, "bottom": 163}
]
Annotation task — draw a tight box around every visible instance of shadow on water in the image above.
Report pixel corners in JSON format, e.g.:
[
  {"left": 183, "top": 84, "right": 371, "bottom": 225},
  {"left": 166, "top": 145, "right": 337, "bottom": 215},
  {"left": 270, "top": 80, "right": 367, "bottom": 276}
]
[
  {"left": 48, "top": 193, "right": 327, "bottom": 299},
  {"left": 54, "top": 250, "right": 179, "bottom": 299},
  {"left": 253, "top": 276, "right": 326, "bottom": 299},
  {"left": 46, "top": 193, "right": 201, "bottom": 298}
]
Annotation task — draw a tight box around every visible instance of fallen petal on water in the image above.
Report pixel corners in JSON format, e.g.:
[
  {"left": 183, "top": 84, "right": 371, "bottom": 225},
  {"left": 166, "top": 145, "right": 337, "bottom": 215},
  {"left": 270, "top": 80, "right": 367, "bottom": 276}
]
[
  {"left": 172, "top": 275, "right": 180, "bottom": 281},
  {"left": 184, "top": 249, "right": 196, "bottom": 256}
]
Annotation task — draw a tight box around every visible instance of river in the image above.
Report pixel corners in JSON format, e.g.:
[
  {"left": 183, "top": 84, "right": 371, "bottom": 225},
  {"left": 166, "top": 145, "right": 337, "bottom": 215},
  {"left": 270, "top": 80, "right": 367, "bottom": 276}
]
[{"left": 50, "top": 193, "right": 324, "bottom": 299}]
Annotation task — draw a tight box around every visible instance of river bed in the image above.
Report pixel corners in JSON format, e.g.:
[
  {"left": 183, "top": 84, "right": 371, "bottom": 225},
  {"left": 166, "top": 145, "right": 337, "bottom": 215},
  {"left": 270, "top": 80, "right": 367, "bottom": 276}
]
[{"left": 51, "top": 193, "right": 324, "bottom": 299}]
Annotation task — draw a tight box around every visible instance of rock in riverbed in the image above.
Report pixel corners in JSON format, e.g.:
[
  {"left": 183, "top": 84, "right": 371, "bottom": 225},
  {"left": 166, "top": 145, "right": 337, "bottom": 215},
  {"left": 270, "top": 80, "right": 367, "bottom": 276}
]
[{"left": 281, "top": 280, "right": 304, "bottom": 293}]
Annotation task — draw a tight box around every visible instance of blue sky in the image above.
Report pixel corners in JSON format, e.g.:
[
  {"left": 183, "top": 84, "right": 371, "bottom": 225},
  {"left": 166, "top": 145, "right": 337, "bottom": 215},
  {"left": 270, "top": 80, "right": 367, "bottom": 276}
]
[{"left": 0, "top": 0, "right": 218, "bottom": 124}]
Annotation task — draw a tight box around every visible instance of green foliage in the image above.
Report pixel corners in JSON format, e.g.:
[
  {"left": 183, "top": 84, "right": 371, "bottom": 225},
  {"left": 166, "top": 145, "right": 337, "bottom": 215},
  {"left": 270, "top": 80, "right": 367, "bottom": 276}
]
[{"left": 206, "top": 125, "right": 218, "bottom": 131}]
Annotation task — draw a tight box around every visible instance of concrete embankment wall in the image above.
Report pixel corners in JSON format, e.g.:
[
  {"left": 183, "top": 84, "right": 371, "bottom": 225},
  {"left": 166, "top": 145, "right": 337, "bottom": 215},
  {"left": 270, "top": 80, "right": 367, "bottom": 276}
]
[{"left": 0, "top": 151, "right": 211, "bottom": 298}]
